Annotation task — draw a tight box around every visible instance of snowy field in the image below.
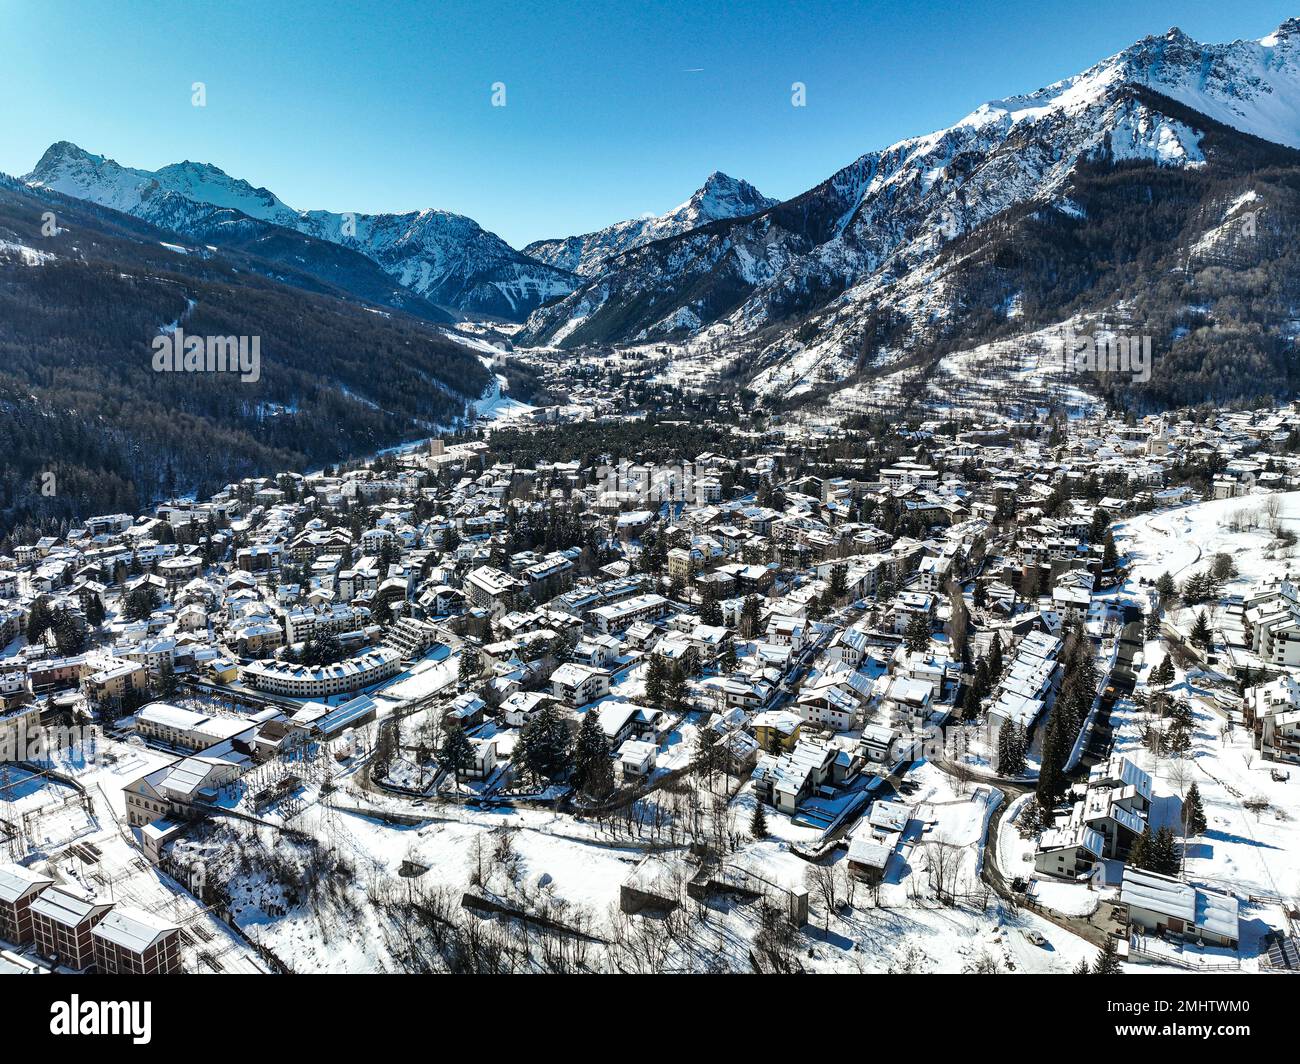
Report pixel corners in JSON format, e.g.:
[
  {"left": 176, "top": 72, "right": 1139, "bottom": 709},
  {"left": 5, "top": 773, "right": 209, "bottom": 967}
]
[{"left": 1114, "top": 490, "right": 1300, "bottom": 593}]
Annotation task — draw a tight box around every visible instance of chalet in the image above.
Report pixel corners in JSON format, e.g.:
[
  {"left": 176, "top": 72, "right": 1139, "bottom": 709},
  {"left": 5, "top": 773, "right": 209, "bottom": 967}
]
[
  {"left": 1034, "top": 823, "right": 1105, "bottom": 880},
  {"left": 1121, "top": 867, "right": 1239, "bottom": 949},
  {"left": 618, "top": 739, "right": 658, "bottom": 779}
]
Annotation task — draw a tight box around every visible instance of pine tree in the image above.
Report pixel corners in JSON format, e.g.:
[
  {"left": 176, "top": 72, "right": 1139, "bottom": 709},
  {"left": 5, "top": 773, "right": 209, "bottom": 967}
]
[
  {"left": 84, "top": 595, "right": 106, "bottom": 628},
  {"left": 1190, "top": 610, "right": 1212, "bottom": 650},
  {"left": 1152, "top": 654, "right": 1175, "bottom": 687},
  {"left": 1037, "top": 710, "right": 1070, "bottom": 806},
  {"left": 644, "top": 654, "right": 667, "bottom": 707},
  {"left": 664, "top": 663, "right": 688, "bottom": 712},
  {"left": 1149, "top": 827, "right": 1181, "bottom": 875},
  {"left": 904, "top": 611, "right": 931, "bottom": 653},
  {"left": 718, "top": 639, "right": 738, "bottom": 674},
  {"left": 1155, "top": 571, "right": 1177, "bottom": 606},
  {"left": 972, "top": 656, "right": 991, "bottom": 701},
  {"left": 25, "top": 596, "right": 54, "bottom": 646},
  {"left": 997, "top": 721, "right": 1027, "bottom": 776},
  {"left": 1127, "top": 829, "right": 1150, "bottom": 870},
  {"left": 988, "top": 633, "right": 1004, "bottom": 679},
  {"left": 700, "top": 593, "right": 723, "bottom": 627},
  {"left": 1168, "top": 698, "right": 1194, "bottom": 732},
  {"left": 1017, "top": 796, "right": 1046, "bottom": 839},
  {"left": 1102, "top": 531, "right": 1119, "bottom": 571},
  {"left": 682, "top": 645, "right": 701, "bottom": 678},
  {"left": 570, "top": 710, "right": 614, "bottom": 801},
  {"left": 1091, "top": 935, "right": 1123, "bottom": 975},
  {"left": 156, "top": 658, "right": 178, "bottom": 699},
  {"left": 1184, "top": 782, "right": 1208, "bottom": 837},
  {"left": 751, "top": 800, "right": 769, "bottom": 840},
  {"left": 51, "top": 608, "right": 88, "bottom": 656},
  {"left": 829, "top": 563, "right": 849, "bottom": 603},
  {"left": 1073, "top": 957, "right": 1093, "bottom": 975},
  {"left": 516, "top": 704, "right": 572, "bottom": 785},
  {"left": 458, "top": 646, "right": 481, "bottom": 688},
  {"left": 439, "top": 724, "right": 474, "bottom": 784}
]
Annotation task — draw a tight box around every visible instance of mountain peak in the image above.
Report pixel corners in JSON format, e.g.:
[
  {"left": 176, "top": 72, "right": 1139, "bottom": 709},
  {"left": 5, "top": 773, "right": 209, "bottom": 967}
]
[
  {"left": 1263, "top": 17, "right": 1300, "bottom": 43},
  {"left": 28, "top": 140, "right": 108, "bottom": 179},
  {"left": 682, "top": 171, "right": 776, "bottom": 222}
]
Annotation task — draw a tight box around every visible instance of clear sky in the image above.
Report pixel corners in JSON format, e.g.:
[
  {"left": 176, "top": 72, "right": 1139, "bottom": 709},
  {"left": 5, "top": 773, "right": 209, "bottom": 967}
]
[{"left": 1, "top": 0, "right": 1295, "bottom": 247}]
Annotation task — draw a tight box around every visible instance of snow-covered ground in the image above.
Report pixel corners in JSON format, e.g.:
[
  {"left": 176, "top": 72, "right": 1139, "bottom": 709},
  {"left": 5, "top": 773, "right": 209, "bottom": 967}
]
[
  {"left": 1114, "top": 490, "right": 1300, "bottom": 592},
  {"left": 3, "top": 735, "right": 265, "bottom": 973}
]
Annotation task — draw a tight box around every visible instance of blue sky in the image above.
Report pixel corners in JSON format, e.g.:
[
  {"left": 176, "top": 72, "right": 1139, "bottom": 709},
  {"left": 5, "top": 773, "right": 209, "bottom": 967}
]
[{"left": 1, "top": 0, "right": 1295, "bottom": 247}]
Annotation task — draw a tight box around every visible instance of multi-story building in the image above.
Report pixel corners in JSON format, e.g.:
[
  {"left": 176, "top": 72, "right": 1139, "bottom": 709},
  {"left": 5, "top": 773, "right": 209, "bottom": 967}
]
[
  {"left": 91, "top": 907, "right": 183, "bottom": 975},
  {"left": 0, "top": 864, "right": 54, "bottom": 947},
  {"left": 241, "top": 647, "right": 402, "bottom": 699},
  {"left": 29, "top": 887, "right": 112, "bottom": 971}
]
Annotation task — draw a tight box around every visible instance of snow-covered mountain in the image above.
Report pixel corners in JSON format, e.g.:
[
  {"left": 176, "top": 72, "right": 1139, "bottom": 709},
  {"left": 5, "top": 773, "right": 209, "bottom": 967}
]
[
  {"left": 523, "top": 171, "right": 777, "bottom": 276},
  {"left": 518, "top": 21, "right": 1300, "bottom": 398},
  {"left": 24, "top": 142, "right": 577, "bottom": 321}
]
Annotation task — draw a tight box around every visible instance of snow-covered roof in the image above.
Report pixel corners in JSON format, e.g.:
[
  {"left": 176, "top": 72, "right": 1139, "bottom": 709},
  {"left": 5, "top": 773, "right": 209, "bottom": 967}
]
[
  {"left": 91, "top": 906, "right": 177, "bottom": 953},
  {"left": 1121, "top": 868, "right": 1238, "bottom": 941}
]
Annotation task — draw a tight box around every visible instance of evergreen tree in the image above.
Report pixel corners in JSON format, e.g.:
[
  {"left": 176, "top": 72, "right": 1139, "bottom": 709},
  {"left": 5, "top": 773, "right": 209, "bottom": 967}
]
[
  {"left": 718, "top": 639, "right": 738, "bottom": 674},
  {"left": 972, "top": 656, "right": 991, "bottom": 702},
  {"left": 829, "top": 563, "right": 849, "bottom": 603},
  {"left": 1102, "top": 531, "right": 1119, "bottom": 571},
  {"left": 548, "top": 635, "right": 572, "bottom": 666},
  {"left": 83, "top": 595, "right": 106, "bottom": 628},
  {"left": 1127, "top": 829, "right": 1150, "bottom": 870},
  {"left": 1184, "top": 782, "right": 1208, "bottom": 837},
  {"left": 644, "top": 654, "right": 667, "bottom": 707},
  {"left": 997, "top": 721, "right": 1027, "bottom": 776},
  {"left": 1091, "top": 935, "right": 1123, "bottom": 975},
  {"left": 1037, "top": 710, "right": 1070, "bottom": 806},
  {"left": 988, "top": 632, "right": 1004, "bottom": 679},
  {"left": 25, "top": 596, "right": 54, "bottom": 646},
  {"left": 1130, "top": 827, "right": 1180, "bottom": 875},
  {"left": 682, "top": 645, "right": 701, "bottom": 678},
  {"left": 457, "top": 646, "right": 481, "bottom": 689},
  {"left": 570, "top": 710, "right": 614, "bottom": 801},
  {"left": 51, "top": 608, "right": 87, "bottom": 656},
  {"left": 516, "top": 704, "right": 572, "bottom": 785},
  {"left": 1155, "top": 571, "right": 1177, "bottom": 606},
  {"left": 156, "top": 658, "right": 178, "bottom": 699},
  {"left": 1190, "top": 610, "right": 1212, "bottom": 650},
  {"left": 1151, "top": 654, "right": 1175, "bottom": 687},
  {"left": 123, "top": 584, "right": 160, "bottom": 622},
  {"left": 700, "top": 593, "right": 723, "bottom": 627},
  {"left": 1017, "top": 796, "right": 1046, "bottom": 839},
  {"left": 751, "top": 800, "right": 769, "bottom": 840},
  {"left": 438, "top": 724, "right": 474, "bottom": 784},
  {"left": 904, "top": 611, "right": 931, "bottom": 653},
  {"left": 664, "top": 663, "right": 688, "bottom": 712}
]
